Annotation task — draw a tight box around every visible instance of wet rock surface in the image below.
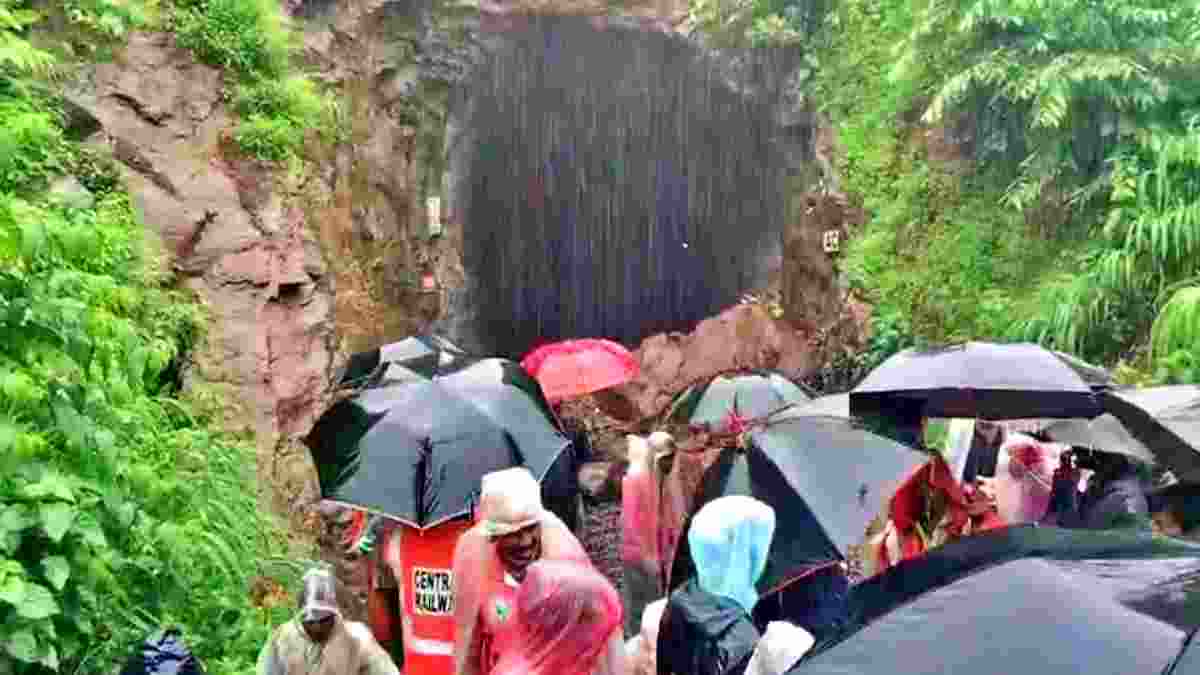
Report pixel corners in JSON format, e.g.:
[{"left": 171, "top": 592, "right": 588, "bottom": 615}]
[{"left": 66, "top": 32, "right": 337, "bottom": 515}]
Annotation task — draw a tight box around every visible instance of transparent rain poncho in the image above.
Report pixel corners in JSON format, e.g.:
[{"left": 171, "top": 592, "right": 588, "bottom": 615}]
[
  {"left": 258, "top": 567, "right": 399, "bottom": 675},
  {"left": 452, "top": 469, "right": 591, "bottom": 675},
  {"left": 993, "top": 433, "right": 1061, "bottom": 524},
  {"left": 490, "top": 560, "right": 625, "bottom": 675},
  {"left": 688, "top": 495, "right": 777, "bottom": 613},
  {"left": 744, "top": 622, "right": 815, "bottom": 675}
]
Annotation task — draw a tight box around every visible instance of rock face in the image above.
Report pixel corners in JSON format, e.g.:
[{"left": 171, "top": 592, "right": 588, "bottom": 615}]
[{"left": 67, "top": 32, "right": 337, "bottom": 509}]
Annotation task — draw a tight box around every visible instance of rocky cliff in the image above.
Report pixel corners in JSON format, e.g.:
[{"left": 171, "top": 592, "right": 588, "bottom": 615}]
[
  {"left": 66, "top": 32, "right": 336, "bottom": 514},
  {"left": 59, "top": 0, "right": 862, "bottom": 522}
]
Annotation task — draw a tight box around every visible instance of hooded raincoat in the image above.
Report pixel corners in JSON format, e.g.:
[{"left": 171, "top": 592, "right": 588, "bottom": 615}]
[
  {"left": 658, "top": 496, "right": 776, "bottom": 675},
  {"left": 623, "top": 434, "right": 664, "bottom": 636},
  {"left": 490, "top": 560, "right": 625, "bottom": 675},
  {"left": 868, "top": 457, "right": 1006, "bottom": 575},
  {"left": 451, "top": 468, "right": 595, "bottom": 675},
  {"left": 258, "top": 568, "right": 399, "bottom": 675}
]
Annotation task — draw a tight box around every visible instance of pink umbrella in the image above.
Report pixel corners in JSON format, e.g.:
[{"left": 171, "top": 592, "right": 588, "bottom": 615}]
[{"left": 521, "top": 339, "right": 639, "bottom": 403}]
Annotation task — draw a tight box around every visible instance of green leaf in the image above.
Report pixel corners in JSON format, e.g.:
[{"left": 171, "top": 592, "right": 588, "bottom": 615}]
[
  {"left": 38, "top": 643, "right": 58, "bottom": 671},
  {"left": 21, "top": 471, "right": 76, "bottom": 503},
  {"left": 0, "top": 419, "right": 16, "bottom": 454},
  {"left": 2, "top": 630, "right": 37, "bottom": 664},
  {"left": 17, "top": 582, "right": 58, "bottom": 619},
  {"left": 74, "top": 511, "right": 107, "bottom": 548},
  {"left": 42, "top": 556, "right": 69, "bottom": 590},
  {"left": 0, "top": 570, "right": 26, "bottom": 606},
  {"left": 40, "top": 502, "right": 77, "bottom": 542},
  {"left": 0, "top": 504, "right": 35, "bottom": 534}
]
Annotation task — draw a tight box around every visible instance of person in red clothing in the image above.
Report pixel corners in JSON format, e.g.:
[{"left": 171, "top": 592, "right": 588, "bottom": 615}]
[
  {"left": 868, "top": 455, "right": 1005, "bottom": 574},
  {"left": 451, "top": 467, "right": 604, "bottom": 675}
]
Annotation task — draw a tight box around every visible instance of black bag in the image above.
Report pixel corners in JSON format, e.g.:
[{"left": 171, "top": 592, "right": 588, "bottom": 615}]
[{"left": 119, "top": 628, "right": 206, "bottom": 675}]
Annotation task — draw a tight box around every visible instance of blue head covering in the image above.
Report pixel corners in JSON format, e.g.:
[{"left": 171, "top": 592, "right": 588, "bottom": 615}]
[{"left": 687, "top": 495, "right": 776, "bottom": 613}]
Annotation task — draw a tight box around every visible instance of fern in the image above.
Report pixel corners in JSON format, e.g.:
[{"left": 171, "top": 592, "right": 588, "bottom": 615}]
[{"left": 0, "top": 4, "right": 54, "bottom": 77}]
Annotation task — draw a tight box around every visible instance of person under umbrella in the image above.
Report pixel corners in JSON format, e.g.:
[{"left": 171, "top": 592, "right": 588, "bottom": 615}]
[
  {"left": 490, "top": 560, "right": 626, "bottom": 675},
  {"left": 866, "top": 408, "right": 1004, "bottom": 575},
  {"left": 868, "top": 455, "right": 1005, "bottom": 574},
  {"left": 452, "top": 467, "right": 609, "bottom": 675},
  {"left": 1041, "top": 446, "right": 1152, "bottom": 531},
  {"left": 346, "top": 513, "right": 406, "bottom": 667},
  {"left": 258, "top": 567, "right": 399, "bottom": 675},
  {"left": 659, "top": 496, "right": 791, "bottom": 675}
]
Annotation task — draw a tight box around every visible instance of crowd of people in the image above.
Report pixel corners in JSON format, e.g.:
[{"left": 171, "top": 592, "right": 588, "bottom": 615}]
[{"left": 256, "top": 416, "right": 1198, "bottom": 675}]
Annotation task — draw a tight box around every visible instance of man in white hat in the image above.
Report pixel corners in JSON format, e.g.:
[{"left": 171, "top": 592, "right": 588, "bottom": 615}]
[
  {"left": 452, "top": 467, "right": 599, "bottom": 675},
  {"left": 258, "top": 566, "right": 400, "bottom": 675}
]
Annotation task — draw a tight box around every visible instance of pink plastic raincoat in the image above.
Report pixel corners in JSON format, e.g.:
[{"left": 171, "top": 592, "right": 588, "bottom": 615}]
[
  {"left": 993, "top": 433, "right": 1060, "bottom": 524},
  {"left": 451, "top": 470, "right": 593, "bottom": 675},
  {"left": 491, "top": 560, "right": 625, "bottom": 675},
  {"left": 622, "top": 435, "right": 661, "bottom": 572}
]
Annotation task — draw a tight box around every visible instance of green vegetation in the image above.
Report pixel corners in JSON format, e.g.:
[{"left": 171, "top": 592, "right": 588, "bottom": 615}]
[
  {"left": 728, "top": 0, "right": 1200, "bottom": 382},
  {"left": 172, "top": 0, "right": 337, "bottom": 161},
  {"left": 1, "top": 2, "right": 300, "bottom": 672}
]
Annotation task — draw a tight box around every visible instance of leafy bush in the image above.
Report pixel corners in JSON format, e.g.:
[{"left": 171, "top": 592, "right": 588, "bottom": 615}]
[
  {"left": 173, "top": 0, "right": 289, "bottom": 78},
  {"left": 1, "top": 10, "right": 300, "bottom": 671},
  {"left": 798, "top": 0, "right": 1200, "bottom": 378},
  {"left": 231, "top": 75, "right": 333, "bottom": 161},
  {"left": 0, "top": 168, "right": 298, "bottom": 675},
  {"left": 171, "top": 0, "right": 334, "bottom": 162},
  {"left": 0, "top": 101, "right": 67, "bottom": 193},
  {"left": 61, "top": 0, "right": 154, "bottom": 42}
]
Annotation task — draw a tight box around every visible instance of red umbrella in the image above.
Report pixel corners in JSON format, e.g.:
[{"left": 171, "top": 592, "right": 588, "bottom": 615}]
[{"left": 521, "top": 339, "right": 639, "bottom": 403}]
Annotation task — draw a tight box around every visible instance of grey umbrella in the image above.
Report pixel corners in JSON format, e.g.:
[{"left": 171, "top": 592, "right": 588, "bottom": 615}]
[
  {"left": 1103, "top": 386, "right": 1200, "bottom": 480},
  {"left": 794, "top": 393, "right": 850, "bottom": 418},
  {"left": 1040, "top": 414, "right": 1156, "bottom": 464}
]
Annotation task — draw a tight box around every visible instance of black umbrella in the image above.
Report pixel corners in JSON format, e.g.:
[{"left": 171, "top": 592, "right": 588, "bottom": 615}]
[
  {"left": 1103, "top": 386, "right": 1200, "bottom": 480},
  {"left": 791, "top": 525, "right": 1200, "bottom": 675},
  {"left": 668, "top": 414, "right": 927, "bottom": 593},
  {"left": 306, "top": 359, "right": 570, "bottom": 528},
  {"left": 850, "top": 342, "right": 1107, "bottom": 420},
  {"left": 337, "top": 334, "right": 477, "bottom": 389}
]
